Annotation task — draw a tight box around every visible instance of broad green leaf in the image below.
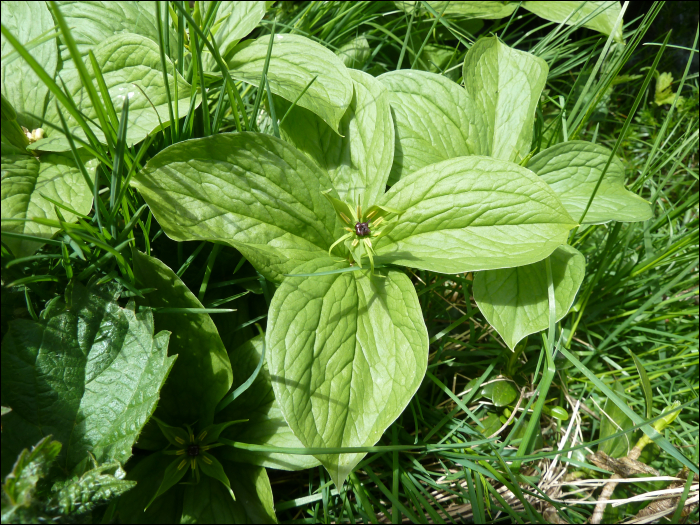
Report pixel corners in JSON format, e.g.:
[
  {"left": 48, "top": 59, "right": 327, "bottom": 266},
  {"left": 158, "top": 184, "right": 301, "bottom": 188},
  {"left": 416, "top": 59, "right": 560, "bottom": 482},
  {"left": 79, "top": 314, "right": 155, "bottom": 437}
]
[
  {"left": 280, "top": 69, "right": 394, "bottom": 208},
  {"left": 522, "top": 2, "right": 624, "bottom": 43},
  {"left": 394, "top": 1, "right": 517, "bottom": 19},
  {"left": 132, "top": 250, "right": 232, "bottom": 427},
  {"left": 132, "top": 133, "right": 343, "bottom": 282},
  {"left": 463, "top": 36, "right": 548, "bottom": 163},
  {"left": 267, "top": 258, "right": 428, "bottom": 487},
  {"left": 473, "top": 244, "right": 586, "bottom": 350},
  {"left": 1, "top": 436, "right": 61, "bottom": 524},
  {"left": 218, "top": 336, "right": 320, "bottom": 471},
  {"left": 113, "top": 453, "right": 185, "bottom": 524},
  {"left": 1, "top": 151, "right": 95, "bottom": 257},
  {"left": 598, "top": 381, "right": 633, "bottom": 458},
  {"left": 336, "top": 35, "right": 371, "bottom": 68},
  {"left": 0, "top": 1, "right": 57, "bottom": 130},
  {"left": 38, "top": 33, "right": 192, "bottom": 152},
  {"left": 376, "top": 156, "right": 578, "bottom": 274},
  {"left": 53, "top": 1, "right": 177, "bottom": 62},
  {"left": 378, "top": 70, "right": 472, "bottom": 185},
  {"left": 224, "top": 461, "right": 277, "bottom": 524},
  {"left": 527, "top": 141, "right": 653, "bottom": 224},
  {"left": 202, "top": 1, "right": 266, "bottom": 70},
  {"left": 228, "top": 34, "right": 353, "bottom": 133},
  {"left": 180, "top": 474, "right": 244, "bottom": 524},
  {"left": 0, "top": 283, "right": 175, "bottom": 474}
]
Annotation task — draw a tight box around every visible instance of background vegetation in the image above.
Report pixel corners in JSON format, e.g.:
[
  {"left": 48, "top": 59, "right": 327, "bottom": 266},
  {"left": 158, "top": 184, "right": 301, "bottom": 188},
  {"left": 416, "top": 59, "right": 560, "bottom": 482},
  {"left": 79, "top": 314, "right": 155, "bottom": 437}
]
[{"left": 2, "top": 1, "right": 698, "bottom": 523}]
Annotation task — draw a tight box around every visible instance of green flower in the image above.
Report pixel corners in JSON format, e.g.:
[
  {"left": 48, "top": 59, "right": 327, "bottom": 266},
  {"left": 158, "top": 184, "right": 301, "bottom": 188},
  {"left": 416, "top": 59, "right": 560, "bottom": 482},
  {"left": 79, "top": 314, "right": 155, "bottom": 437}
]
[
  {"left": 323, "top": 190, "right": 403, "bottom": 273},
  {"left": 145, "top": 418, "right": 245, "bottom": 510}
]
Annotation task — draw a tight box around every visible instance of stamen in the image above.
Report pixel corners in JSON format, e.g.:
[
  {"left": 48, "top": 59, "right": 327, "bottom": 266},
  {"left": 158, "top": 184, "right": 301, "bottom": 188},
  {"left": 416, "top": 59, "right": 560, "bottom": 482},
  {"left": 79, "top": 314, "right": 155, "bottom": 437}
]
[
  {"left": 197, "top": 431, "right": 207, "bottom": 442},
  {"left": 190, "top": 459, "right": 196, "bottom": 470},
  {"left": 366, "top": 210, "right": 377, "bottom": 219},
  {"left": 372, "top": 217, "right": 384, "bottom": 227},
  {"left": 175, "top": 436, "right": 185, "bottom": 444},
  {"left": 351, "top": 239, "right": 359, "bottom": 247},
  {"left": 178, "top": 459, "right": 187, "bottom": 470},
  {"left": 202, "top": 455, "right": 213, "bottom": 465},
  {"left": 340, "top": 212, "right": 351, "bottom": 224},
  {"left": 176, "top": 449, "right": 186, "bottom": 455}
]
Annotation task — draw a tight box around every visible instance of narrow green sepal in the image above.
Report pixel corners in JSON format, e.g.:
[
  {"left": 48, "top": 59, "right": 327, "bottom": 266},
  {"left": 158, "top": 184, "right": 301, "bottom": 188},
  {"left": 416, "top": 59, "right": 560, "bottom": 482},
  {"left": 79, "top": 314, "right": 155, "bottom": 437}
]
[
  {"left": 145, "top": 456, "right": 189, "bottom": 510},
  {"left": 199, "top": 452, "right": 232, "bottom": 490},
  {"left": 328, "top": 232, "right": 352, "bottom": 256},
  {"left": 199, "top": 420, "right": 248, "bottom": 446},
  {"left": 365, "top": 204, "right": 405, "bottom": 220},
  {"left": 153, "top": 417, "right": 190, "bottom": 447},
  {"left": 322, "top": 189, "right": 357, "bottom": 223}
]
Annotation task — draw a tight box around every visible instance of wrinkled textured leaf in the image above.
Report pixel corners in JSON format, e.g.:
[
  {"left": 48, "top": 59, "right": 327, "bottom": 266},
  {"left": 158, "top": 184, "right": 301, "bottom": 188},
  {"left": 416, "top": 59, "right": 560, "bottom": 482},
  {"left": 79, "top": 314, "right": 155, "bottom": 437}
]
[
  {"left": 378, "top": 70, "right": 472, "bottom": 185},
  {"left": 228, "top": 34, "right": 353, "bottom": 133},
  {"left": 202, "top": 1, "right": 266, "bottom": 70},
  {"left": 463, "top": 36, "right": 548, "bottom": 163},
  {"left": 1, "top": 283, "right": 175, "bottom": 475},
  {"left": 132, "top": 250, "right": 232, "bottom": 427},
  {"left": 336, "top": 35, "right": 371, "bottom": 68},
  {"left": 113, "top": 453, "right": 184, "bottom": 524},
  {"left": 53, "top": 1, "right": 176, "bottom": 61},
  {"left": 267, "top": 258, "right": 428, "bottom": 487},
  {"left": 52, "top": 462, "right": 136, "bottom": 516},
  {"left": 522, "top": 1, "right": 623, "bottom": 43},
  {"left": 474, "top": 244, "right": 586, "bottom": 350},
  {"left": 528, "top": 141, "right": 653, "bottom": 224},
  {"left": 1, "top": 436, "right": 61, "bottom": 524},
  {"left": 0, "top": 1, "right": 57, "bottom": 130},
  {"left": 133, "top": 133, "right": 343, "bottom": 282},
  {"left": 376, "top": 156, "right": 577, "bottom": 274},
  {"left": 394, "top": 1, "right": 517, "bottom": 19},
  {"left": 218, "top": 336, "right": 320, "bottom": 471},
  {"left": 1, "top": 151, "right": 95, "bottom": 257},
  {"left": 280, "top": 69, "right": 394, "bottom": 208},
  {"left": 39, "top": 33, "right": 192, "bottom": 151}
]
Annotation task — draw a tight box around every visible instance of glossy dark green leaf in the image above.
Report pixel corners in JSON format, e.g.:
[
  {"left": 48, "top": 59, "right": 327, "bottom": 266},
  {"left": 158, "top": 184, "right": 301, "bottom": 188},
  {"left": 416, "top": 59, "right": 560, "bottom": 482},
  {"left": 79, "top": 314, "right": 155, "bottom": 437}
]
[
  {"left": 1, "top": 283, "right": 175, "bottom": 476},
  {"left": 218, "top": 336, "right": 320, "bottom": 471},
  {"left": 132, "top": 250, "right": 232, "bottom": 426}
]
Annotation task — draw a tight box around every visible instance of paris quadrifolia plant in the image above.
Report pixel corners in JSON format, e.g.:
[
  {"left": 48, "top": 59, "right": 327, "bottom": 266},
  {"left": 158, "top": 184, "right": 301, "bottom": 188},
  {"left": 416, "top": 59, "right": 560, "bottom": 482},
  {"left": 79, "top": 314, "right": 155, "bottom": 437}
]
[{"left": 132, "top": 29, "right": 650, "bottom": 487}]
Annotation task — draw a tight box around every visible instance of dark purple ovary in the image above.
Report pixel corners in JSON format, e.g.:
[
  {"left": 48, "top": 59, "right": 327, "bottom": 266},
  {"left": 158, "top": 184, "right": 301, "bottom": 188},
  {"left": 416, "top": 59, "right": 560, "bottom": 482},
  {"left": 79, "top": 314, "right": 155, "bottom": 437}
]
[
  {"left": 355, "top": 222, "right": 371, "bottom": 236},
  {"left": 187, "top": 445, "right": 200, "bottom": 457}
]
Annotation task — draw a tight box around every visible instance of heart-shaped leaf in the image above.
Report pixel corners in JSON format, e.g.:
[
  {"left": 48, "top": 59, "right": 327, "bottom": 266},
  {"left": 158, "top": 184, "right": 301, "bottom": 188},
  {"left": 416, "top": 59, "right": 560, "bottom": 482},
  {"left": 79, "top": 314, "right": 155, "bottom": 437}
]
[
  {"left": 266, "top": 258, "right": 428, "bottom": 487},
  {"left": 1, "top": 283, "right": 175, "bottom": 475}
]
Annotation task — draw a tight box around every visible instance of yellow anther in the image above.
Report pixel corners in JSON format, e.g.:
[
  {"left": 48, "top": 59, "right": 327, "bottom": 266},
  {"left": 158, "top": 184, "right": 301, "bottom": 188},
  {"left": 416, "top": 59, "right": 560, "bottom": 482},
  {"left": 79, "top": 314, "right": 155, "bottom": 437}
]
[
  {"left": 178, "top": 459, "right": 187, "bottom": 470},
  {"left": 202, "top": 455, "right": 213, "bottom": 465},
  {"left": 175, "top": 436, "right": 185, "bottom": 444},
  {"left": 340, "top": 212, "right": 351, "bottom": 224},
  {"left": 176, "top": 449, "right": 186, "bottom": 455},
  {"left": 197, "top": 431, "right": 207, "bottom": 442}
]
